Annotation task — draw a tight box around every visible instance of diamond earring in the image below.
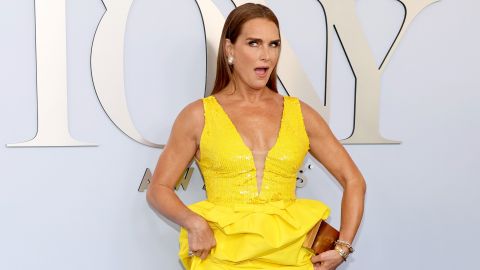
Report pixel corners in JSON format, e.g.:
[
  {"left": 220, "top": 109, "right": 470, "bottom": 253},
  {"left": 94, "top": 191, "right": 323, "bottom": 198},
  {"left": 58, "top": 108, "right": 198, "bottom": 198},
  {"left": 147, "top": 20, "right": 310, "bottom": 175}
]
[{"left": 227, "top": 56, "right": 234, "bottom": 65}]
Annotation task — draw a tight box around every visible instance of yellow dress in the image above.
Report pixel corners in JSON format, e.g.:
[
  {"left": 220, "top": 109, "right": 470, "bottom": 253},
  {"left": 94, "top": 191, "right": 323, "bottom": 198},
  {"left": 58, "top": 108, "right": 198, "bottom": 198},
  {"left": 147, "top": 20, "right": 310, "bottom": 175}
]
[{"left": 178, "top": 95, "right": 330, "bottom": 269}]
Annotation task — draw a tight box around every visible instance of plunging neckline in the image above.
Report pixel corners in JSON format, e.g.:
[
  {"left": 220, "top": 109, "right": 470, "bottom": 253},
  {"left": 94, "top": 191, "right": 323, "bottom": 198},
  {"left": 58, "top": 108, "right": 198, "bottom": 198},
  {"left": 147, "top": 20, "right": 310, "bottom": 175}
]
[{"left": 211, "top": 95, "right": 286, "bottom": 196}]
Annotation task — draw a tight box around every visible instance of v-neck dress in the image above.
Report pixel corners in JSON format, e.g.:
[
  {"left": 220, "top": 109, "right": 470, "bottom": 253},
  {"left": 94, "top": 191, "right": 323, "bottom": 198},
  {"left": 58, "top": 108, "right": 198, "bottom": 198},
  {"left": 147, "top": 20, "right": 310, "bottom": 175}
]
[{"left": 178, "top": 95, "right": 330, "bottom": 270}]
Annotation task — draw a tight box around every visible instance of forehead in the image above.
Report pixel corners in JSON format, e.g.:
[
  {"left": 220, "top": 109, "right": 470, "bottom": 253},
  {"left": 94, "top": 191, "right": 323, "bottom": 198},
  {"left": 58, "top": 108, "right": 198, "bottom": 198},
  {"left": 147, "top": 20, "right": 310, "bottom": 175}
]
[{"left": 238, "top": 18, "right": 280, "bottom": 40}]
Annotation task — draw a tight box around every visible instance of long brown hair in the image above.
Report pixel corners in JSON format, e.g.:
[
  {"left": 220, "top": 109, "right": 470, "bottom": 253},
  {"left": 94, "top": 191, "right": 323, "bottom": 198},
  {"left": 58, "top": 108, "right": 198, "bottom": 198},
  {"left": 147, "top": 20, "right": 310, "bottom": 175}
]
[{"left": 211, "top": 3, "right": 280, "bottom": 95}]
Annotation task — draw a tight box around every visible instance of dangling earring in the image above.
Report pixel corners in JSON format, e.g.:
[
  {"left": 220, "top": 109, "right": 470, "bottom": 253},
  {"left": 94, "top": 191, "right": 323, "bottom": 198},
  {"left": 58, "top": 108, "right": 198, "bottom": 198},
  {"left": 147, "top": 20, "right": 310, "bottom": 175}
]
[{"left": 227, "top": 56, "right": 234, "bottom": 65}]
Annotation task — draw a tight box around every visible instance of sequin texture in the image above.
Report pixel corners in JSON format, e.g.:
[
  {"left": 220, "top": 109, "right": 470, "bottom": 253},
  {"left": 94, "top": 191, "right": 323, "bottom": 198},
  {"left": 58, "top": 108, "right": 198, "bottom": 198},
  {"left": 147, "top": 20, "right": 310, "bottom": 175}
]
[{"left": 197, "top": 95, "right": 310, "bottom": 206}]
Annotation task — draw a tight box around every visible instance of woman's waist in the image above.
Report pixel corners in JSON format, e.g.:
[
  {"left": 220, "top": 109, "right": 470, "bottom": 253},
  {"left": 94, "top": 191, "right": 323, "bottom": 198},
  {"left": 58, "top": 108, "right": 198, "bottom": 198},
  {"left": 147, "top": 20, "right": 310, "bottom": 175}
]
[
  {"left": 206, "top": 197, "right": 297, "bottom": 210},
  {"left": 205, "top": 189, "right": 297, "bottom": 207},
  {"left": 184, "top": 197, "right": 331, "bottom": 235}
]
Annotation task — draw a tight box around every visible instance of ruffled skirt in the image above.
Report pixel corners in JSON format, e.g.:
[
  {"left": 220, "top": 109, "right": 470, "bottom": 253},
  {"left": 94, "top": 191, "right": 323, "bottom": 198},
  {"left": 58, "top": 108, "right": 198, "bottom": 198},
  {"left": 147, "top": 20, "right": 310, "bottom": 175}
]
[{"left": 178, "top": 198, "right": 330, "bottom": 269}]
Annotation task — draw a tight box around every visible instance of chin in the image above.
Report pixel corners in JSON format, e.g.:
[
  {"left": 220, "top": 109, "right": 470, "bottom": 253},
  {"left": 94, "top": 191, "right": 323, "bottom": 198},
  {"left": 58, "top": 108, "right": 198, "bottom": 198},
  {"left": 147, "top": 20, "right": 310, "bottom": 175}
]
[
  {"left": 248, "top": 79, "right": 270, "bottom": 90},
  {"left": 249, "top": 83, "right": 268, "bottom": 90}
]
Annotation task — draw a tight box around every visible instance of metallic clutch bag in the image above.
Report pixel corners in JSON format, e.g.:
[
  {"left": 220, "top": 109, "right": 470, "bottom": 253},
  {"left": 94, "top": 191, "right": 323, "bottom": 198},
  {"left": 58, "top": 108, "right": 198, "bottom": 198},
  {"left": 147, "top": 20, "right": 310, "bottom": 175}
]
[{"left": 302, "top": 220, "right": 339, "bottom": 255}]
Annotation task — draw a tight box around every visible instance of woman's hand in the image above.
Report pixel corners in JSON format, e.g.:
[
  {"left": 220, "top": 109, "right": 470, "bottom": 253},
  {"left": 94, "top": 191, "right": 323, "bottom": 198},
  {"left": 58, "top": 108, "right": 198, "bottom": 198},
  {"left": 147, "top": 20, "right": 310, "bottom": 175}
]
[
  {"left": 311, "top": 250, "right": 344, "bottom": 270},
  {"left": 186, "top": 215, "right": 217, "bottom": 260}
]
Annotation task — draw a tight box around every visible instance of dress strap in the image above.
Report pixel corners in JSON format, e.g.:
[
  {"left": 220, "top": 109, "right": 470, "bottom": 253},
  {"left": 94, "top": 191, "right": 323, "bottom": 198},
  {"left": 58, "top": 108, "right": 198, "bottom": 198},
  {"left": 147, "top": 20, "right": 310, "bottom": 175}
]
[{"left": 284, "top": 96, "right": 310, "bottom": 150}]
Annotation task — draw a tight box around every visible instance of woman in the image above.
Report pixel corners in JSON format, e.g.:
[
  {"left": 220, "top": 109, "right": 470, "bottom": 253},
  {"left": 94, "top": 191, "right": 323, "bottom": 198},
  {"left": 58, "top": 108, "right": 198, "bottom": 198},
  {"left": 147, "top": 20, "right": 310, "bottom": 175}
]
[{"left": 146, "top": 3, "right": 366, "bottom": 270}]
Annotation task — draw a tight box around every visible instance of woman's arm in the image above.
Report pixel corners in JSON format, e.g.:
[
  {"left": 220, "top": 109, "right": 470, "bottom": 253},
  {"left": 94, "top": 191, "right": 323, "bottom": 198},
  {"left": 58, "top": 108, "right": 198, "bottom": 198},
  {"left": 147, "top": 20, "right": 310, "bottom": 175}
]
[
  {"left": 146, "top": 99, "right": 216, "bottom": 259},
  {"left": 299, "top": 100, "right": 366, "bottom": 268}
]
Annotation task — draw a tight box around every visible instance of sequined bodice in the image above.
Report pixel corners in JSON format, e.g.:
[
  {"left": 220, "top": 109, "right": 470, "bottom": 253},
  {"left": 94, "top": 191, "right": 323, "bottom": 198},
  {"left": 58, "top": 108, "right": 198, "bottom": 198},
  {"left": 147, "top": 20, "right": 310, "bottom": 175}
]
[{"left": 195, "top": 95, "right": 310, "bottom": 206}]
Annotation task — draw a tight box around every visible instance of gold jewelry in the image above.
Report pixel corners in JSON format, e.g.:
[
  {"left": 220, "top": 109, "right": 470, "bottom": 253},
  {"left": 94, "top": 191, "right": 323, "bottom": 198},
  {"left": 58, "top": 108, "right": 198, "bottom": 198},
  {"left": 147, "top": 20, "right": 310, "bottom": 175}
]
[
  {"left": 334, "top": 239, "right": 354, "bottom": 253},
  {"left": 334, "top": 245, "right": 349, "bottom": 261}
]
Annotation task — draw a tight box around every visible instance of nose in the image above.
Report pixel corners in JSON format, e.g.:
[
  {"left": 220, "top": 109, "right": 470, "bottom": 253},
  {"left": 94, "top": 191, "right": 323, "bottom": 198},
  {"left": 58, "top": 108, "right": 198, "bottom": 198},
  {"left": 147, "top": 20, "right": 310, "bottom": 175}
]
[{"left": 260, "top": 46, "right": 270, "bottom": 62}]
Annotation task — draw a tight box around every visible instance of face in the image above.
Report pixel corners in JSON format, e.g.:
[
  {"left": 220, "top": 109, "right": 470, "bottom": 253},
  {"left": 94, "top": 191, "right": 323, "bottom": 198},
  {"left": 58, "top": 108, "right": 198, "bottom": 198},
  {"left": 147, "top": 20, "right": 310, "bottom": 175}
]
[{"left": 225, "top": 18, "right": 281, "bottom": 91}]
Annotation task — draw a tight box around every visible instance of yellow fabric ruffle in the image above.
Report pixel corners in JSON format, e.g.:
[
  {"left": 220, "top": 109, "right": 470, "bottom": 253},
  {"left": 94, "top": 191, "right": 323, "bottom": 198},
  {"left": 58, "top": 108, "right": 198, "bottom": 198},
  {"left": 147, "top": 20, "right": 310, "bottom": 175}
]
[{"left": 179, "top": 198, "right": 330, "bottom": 270}]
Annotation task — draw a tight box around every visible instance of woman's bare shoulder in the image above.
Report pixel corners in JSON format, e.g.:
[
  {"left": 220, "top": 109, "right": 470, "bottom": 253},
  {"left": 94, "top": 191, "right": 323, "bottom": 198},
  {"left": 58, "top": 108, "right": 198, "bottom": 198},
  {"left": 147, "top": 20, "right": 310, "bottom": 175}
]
[
  {"left": 171, "top": 98, "right": 205, "bottom": 143},
  {"left": 296, "top": 98, "right": 316, "bottom": 119},
  {"left": 179, "top": 98, "right": 204, "bottom": 121},
  {"left": 296, "top": 98, "right": 329, "bottom": 136}
]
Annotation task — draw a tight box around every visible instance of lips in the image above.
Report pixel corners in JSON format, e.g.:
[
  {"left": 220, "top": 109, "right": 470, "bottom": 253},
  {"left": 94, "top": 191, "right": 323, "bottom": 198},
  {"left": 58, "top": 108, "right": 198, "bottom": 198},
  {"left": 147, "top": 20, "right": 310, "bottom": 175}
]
[{"left": 254, "top": 67, "right": 269, "bottom": 77}]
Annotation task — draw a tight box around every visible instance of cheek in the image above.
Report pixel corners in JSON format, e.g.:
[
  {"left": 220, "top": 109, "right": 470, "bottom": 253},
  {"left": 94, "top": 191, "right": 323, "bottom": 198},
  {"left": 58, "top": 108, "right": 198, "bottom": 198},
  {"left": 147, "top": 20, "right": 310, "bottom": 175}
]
[
  {"left": 271, "top": 49, "right": 281, "bottom": 61},
  {"left": 235, "top": 52, "right": 256, "bottom": 71},
  {"left": 240, "top": 51, "right": 258, "bottom": 64},
  {"left": 236, "top": 46, "right": 257, "bottom": 58}
]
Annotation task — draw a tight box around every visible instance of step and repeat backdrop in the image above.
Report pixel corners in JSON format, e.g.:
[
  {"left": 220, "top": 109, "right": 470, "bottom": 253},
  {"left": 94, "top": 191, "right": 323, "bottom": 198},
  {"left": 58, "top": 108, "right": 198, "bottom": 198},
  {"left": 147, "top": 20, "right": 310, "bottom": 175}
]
[{"left": 1, "top": 0, "right": 479, "bottom": 269}]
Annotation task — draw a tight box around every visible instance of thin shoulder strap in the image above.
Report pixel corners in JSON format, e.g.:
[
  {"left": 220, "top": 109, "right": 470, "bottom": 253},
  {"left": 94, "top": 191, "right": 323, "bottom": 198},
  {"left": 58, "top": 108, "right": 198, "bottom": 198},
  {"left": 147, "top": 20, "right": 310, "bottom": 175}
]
[
  {"left": 201, "top": 96, "right": 212, "bottom": 125},
  {"left": 200, "top": 95, "right": 221, "bottom": 133},
  {"left": 285, "top": 96, "right": 310, "bottom": 148},
  {"left": 289, "top": 96, "right": 305, "bottom": 122}
]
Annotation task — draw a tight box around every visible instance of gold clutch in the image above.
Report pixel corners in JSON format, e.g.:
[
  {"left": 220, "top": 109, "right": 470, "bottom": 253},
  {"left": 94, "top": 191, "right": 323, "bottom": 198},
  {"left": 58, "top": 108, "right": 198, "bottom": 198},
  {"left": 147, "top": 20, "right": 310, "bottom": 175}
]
[{"left": 302, "top": 220, "right": 339, "bottom": 255}]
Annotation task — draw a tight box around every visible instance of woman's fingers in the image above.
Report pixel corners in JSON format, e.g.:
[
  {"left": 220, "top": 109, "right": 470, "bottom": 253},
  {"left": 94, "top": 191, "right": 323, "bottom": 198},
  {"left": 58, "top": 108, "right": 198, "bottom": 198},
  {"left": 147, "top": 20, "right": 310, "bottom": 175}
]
[
  {"left": 186, "top": 218, "right": 217, "bottom": 260},
  {"left": 311, "top": 252, "right": 326, "bottom": 263},
  {"left": 313, "top": 262, "right": 330, "bottom": 270},
  {"left": 188, "top": 235, "right": 216, "bottom": 260},
  {"left": 189, "top": 248, "right": 211, "bottom": 260},
  {"left": 311, "top": 250, "right": 345, "bottom": 270},
  {"left": 200, "top": 249, "right": 210, "bottom": 260}
]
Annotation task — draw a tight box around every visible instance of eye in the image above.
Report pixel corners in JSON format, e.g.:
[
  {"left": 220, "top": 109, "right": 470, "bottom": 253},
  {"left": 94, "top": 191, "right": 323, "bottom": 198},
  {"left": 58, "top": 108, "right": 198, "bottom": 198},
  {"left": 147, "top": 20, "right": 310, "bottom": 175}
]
[
  {"left": 270, "top": 41, "right": 281, "bottom": 48},
  {"left": 248, "top": 40, "right": 258, "bottom": 47}
]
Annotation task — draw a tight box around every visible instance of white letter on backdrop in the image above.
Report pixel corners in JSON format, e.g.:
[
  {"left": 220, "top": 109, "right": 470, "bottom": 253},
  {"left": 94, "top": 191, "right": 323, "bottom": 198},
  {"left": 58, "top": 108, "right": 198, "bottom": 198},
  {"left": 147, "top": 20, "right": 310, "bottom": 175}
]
[
  {"left": 319, "top": 0, "right": 438, "bottom": 144},
  {"left": 91, "top": 0, "right": 161, "bottom": 148},
  {"left": 7, "top": 0, "right": 96, "bottom": 147}
]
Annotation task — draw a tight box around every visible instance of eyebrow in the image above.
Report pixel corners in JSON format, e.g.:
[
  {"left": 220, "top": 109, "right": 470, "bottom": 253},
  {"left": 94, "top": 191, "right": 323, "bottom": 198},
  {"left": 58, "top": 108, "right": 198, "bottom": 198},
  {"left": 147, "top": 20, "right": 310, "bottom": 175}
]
[{"left": 246, "top": 37, "right": 281, "bottom": 43}]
